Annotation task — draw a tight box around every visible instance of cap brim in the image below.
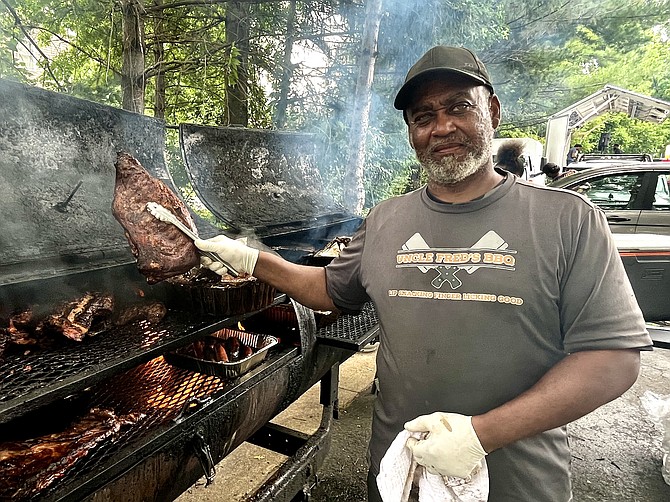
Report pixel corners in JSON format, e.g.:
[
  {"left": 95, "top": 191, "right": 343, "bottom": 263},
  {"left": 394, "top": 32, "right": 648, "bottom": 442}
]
[{"left": 393, "top": 68, "right": 492, "bottom": 110}]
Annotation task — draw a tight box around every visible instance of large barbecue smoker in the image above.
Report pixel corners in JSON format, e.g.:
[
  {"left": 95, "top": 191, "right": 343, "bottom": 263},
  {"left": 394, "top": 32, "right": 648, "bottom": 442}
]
[{"left": 0, "top": 79, "right": 379, "bottom": 501}]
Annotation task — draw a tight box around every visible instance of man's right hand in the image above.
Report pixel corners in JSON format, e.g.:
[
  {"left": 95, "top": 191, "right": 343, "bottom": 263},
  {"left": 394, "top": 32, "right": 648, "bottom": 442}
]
[{"left": 194, "top": 235, "right": 260, "bottom": 276}]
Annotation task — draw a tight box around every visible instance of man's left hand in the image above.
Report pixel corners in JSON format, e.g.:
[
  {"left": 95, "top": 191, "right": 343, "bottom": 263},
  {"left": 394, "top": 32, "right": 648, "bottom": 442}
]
[{"left": 404, "top": 412, "right": 487, "bottom": 478}]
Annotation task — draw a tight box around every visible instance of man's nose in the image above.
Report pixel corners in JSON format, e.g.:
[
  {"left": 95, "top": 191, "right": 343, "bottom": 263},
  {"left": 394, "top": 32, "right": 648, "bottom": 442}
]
[{"left": 431, "top": 109, "right": 457, "bottom": 136}]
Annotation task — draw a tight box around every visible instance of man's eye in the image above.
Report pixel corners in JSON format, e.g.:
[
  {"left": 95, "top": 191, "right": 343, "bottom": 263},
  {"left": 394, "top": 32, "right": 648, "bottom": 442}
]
[
  {"left": 411, "top": 112, "right": 436, "bottom": 126},
  {"left": 451, "top": 102, "right": 475, "bottom": 113}
]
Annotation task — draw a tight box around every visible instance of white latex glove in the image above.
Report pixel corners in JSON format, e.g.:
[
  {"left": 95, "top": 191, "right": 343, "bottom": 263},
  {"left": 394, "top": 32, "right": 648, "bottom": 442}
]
[
  {"left": 194, "top": 235, "right": 260, "bottom": 276},
  {"left": 404, "top": 412, "right": 487, "bottom": 479}
]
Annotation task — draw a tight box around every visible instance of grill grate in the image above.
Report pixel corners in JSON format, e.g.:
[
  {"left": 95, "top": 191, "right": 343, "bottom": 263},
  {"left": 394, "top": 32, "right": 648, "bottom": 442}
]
[
  {"left": 2, "top": 303, "right": 379, "bottom": 501},
  {"left": 93, "top": 356, "right": 224, "bottom": 419},
  {"left": 0, "top": 310, "right": 243, "bottom": 423},
  {"left": 31, "top": 356, "right": 228, "bottom": 501},
  {"left": 315, "top": 302, "right": 379, "bottom": 349}
]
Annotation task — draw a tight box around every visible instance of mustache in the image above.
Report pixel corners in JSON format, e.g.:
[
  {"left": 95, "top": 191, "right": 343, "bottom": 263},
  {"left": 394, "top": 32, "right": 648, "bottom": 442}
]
[{"left": 428, "top": 136, "right": 472, "bottom": 154}]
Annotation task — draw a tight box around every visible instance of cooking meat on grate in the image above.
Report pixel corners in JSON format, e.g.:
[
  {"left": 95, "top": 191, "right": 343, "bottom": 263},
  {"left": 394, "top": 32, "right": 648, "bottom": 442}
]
[
  {"left": 1, "top": 294, "right": 168, "bottom": 358},
  {"left": 112, "top": 152, "right": 200, "bottom": 284},
  {"left": 113, "top": 301, "right": 167, "bottom": 326},
  {"left": 39, "top": 292, "right": 115, "bottom": 342},
  {"left": 0, "top": 408, "right": 143, "bottom": 500},
  {"left": 1, "top": 308, "right": 41, "bottom": 347},
  {"left": 1, "top": 307, "right": 62, "bottom": 353}
]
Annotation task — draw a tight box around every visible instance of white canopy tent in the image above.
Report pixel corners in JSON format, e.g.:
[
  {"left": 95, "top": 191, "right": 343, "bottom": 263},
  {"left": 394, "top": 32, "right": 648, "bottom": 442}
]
[{"left": 544, "top": 85, "right": 670, "bottom": 166}]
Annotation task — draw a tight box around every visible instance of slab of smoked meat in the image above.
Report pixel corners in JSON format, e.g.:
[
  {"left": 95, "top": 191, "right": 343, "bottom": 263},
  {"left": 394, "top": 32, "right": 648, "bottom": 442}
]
[
  {"left": 39, "top": 292, "right": 114, "bottom": 342},
  {"left": 113, "top": 301, "right": 167, "bottom": 326},
  {"left": 112, "top": 152, "right": 200, "bottom": 284},
  {"left": 0, "top": 408, "right": 143, "bottom": 500}
]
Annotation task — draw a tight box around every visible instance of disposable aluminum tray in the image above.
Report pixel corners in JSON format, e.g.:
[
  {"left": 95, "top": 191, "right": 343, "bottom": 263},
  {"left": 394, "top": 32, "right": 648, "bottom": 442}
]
[{"left": 164, "top": 328, "right": 278, "bottom": 378}]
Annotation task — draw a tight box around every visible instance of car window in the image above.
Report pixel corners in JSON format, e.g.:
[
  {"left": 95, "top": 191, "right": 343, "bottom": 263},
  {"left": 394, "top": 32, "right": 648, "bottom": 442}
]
[
  {"left": 653, "top": 173, "right": 670, "bottom": 210},
  {"left": 572, "top": 173, "right": 644, "bottom": 210}
]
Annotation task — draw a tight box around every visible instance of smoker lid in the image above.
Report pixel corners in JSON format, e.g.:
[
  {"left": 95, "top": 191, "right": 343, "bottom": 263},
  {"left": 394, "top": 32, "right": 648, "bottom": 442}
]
[
  {"left": 179, "top": 124, "right": 349, "bottom": 235},
  {"left": 0, "top": 80, "right": 213, "bottom": 284}
]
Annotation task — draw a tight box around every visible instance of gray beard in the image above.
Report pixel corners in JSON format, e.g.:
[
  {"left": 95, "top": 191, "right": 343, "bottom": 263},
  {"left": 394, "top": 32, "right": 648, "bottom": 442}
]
[{"left": 417, "top": 122, "right": 494, "bottom": 186}]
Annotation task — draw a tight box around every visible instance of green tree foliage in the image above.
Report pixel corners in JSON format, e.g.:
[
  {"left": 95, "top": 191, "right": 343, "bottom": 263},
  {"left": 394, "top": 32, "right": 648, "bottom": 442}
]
[
  {"left": 559, "top": 8, "right": 670, "bottom": 156},
  {"left": 491, "top": 0, "right": 670, "bottom": 139}
]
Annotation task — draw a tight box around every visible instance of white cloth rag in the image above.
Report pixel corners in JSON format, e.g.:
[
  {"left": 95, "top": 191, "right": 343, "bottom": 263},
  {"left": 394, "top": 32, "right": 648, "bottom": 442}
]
[{"left": 376, "top": 430, "right": 489, "bottom": 502}]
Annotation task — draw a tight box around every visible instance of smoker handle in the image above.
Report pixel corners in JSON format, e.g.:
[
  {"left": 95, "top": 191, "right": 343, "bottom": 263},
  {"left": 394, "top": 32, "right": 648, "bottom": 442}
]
[{"left": 193, "top": 432, "right": 216, "bottom": 486}]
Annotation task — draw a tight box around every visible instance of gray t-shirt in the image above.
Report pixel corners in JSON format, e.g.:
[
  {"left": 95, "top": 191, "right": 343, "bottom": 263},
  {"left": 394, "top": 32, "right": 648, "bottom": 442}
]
[{"left": 325, "top": 174, "right": 651, "bottom": 502}]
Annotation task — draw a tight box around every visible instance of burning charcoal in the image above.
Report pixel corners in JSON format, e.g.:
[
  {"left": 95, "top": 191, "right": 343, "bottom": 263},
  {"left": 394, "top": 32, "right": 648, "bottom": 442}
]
[{"left": 112, "top": 152, "right": 200, "bottom": 284}]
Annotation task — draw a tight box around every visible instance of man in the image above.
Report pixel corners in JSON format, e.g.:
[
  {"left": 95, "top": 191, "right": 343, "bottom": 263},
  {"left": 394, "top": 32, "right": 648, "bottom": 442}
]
[
  {"left": 542, "top": 162, "right": 576, "bottom": 184},
  {"left": 566, "top": 143, "right": 582, "bottom": 165},
  {"left": 195, "top": 46, "right": 652, "bottom": 501},
  {"left": 495, "top": 140, "right": 526, "bottom": 178}
]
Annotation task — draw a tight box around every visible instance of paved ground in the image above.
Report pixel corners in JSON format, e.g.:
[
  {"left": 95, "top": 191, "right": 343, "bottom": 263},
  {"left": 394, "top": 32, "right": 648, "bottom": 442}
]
[{"left": 178, "top": 345, "right": 670, "bottom": 502}]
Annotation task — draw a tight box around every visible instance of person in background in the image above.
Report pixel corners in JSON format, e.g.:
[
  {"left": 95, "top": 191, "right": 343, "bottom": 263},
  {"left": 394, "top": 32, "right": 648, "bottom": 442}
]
[
  {"left": 542, "top": 162, "right": 576, "bottom": 184},
  {"left": 613, "top": 143, "right": 623, "bottom": 154},
  {"left": 495, "top": 139, "right": 526, "bottom": 178},
  {"left": 566, "top": 143, "right": 582, "bottom": 165},
  {"left": 194, "top": 46, "right": 651, "bottom": 502}
]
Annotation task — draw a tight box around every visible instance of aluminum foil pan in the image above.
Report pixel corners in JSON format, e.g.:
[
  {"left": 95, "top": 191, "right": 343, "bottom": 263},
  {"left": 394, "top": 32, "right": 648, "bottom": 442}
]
[{"left": 164, "top": 328, "right": 278, "bottom": 378}]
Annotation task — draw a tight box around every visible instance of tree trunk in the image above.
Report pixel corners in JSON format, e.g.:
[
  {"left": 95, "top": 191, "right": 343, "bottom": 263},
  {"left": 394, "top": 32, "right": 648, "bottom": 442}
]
[
  {"left": 343, "top": 0, "right": 383, "bottom": 215},
  {"left": 225, "top": 1, "right": 250, "bottom": 126},
  {"left": 274, "top": 0, "right": 297, "bottom": 129},
  {"left": 152, "top": 0, "right": 166, "bottom": 119},
  {"left": 121, "top": 0, "right": 146, "bottom": 113}
]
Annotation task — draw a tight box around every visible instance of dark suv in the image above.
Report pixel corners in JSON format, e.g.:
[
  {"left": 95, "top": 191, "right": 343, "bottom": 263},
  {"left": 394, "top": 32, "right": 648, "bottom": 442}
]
[{"left": 549, "top": 162, "right": 670, "bottom": 235}]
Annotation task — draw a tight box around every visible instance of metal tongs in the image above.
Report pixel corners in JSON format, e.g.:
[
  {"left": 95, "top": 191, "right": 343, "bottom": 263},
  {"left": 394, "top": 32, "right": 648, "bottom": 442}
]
[{"left": 146, "top": 202, "right": 239, "bottom": 277}]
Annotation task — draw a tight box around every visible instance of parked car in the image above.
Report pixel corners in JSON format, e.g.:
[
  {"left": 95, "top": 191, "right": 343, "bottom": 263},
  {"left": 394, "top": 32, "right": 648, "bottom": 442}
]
[
  {"left": 613, "top": 233, "right": 670, "bottom": 324},
  {"left": 548, "top": 162, "right": 670, "bottom": 235},
  {"left": 568, "top": 153, "right": 654, "bottom": 171}
]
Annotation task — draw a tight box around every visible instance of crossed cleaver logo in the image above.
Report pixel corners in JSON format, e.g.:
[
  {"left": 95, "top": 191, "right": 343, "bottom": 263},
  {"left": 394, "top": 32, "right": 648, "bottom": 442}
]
[{"left": 400, "top": 231, "right": 512, "bottom": 289}]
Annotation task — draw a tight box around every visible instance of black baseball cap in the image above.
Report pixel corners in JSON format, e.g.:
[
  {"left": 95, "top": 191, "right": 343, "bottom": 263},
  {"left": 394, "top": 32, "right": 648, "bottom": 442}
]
[{"left": 394, "top": 46, "right": 494, "bottom": 110}]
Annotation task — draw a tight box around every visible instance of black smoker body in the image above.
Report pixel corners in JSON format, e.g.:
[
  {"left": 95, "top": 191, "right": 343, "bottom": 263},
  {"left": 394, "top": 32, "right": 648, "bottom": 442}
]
[{"left": 0, "top": 79, "right": 377, "bottom": 502}]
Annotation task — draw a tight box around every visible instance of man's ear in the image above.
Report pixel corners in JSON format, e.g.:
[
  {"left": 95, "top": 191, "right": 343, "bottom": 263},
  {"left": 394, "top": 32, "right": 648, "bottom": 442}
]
[
  {"left": 408, "top": 128, "right": 414, "bottom": 149},
  {"left": 489, "top": 94, "right": 501, "bottom": 130}
]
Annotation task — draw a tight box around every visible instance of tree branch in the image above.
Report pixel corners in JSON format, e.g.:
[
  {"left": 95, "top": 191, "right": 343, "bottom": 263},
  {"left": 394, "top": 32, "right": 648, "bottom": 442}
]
[
  {"left": 24, "top": 25, "right": 122, "bottom": 78},
  {"left": 145, "top": 0, "right": 283, "bottom": 14},
  {"left": 0, "top": 0, "right": 64, "bottom": 89}
]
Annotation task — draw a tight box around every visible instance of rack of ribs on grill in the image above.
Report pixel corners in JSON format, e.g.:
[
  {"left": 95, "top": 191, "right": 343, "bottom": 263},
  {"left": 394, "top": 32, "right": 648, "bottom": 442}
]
[
  {"left": 0, "top": 408, "right": 144, "bottom": 500},
  {"left": 0, "top": 292, "right": 115, "bottom": 352},
  {"left": 112, "top": 152, "right": 200, "bottom": 284},
  {"left": 0, "top": 294, "right": 166, "bottom": 359},
  {"left": 40, "top": 292, "right": 115, "bottom": 342}
]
